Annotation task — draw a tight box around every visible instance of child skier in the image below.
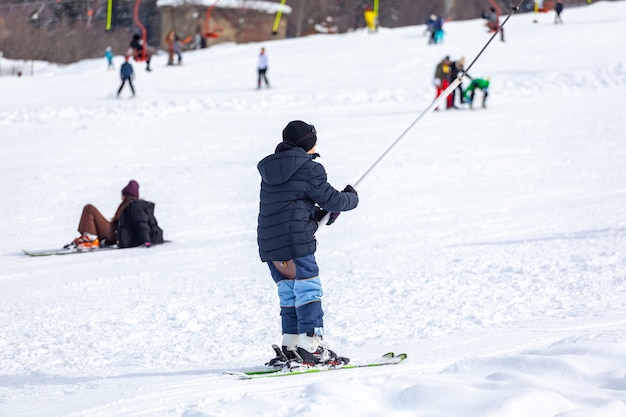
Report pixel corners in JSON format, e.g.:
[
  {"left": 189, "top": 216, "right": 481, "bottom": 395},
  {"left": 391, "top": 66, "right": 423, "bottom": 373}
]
[
  {"left": 104, "top": 46, "right": 114, "bottom": 71},
  {"left": 257, "top": 120, "right": 359, "bottom": 367},
  {"left": 483, "top": 7, "right": 505, "bottom": 42},
  {"left": 555, "top": 1, "right": 564, "bottom": 24},
  {"left": 130, "top": 33, "right": 152, "bottom": 72},
  {"left": 257, "top": 47, "right": 270, "bottom": 89},
  {"left": 117, "top": 56, "right": 135, "bottom": 98},
  {"left": 464, "top": 78, "right": 490, "bottom": 109}
]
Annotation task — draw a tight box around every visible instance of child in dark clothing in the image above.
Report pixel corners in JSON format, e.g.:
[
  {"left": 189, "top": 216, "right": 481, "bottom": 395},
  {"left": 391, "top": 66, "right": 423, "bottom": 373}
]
[
  {"left": 117, "top": 56, "right": 135, "bottom": 98},
  {"left": 555, "top": 1, "right": 564, "bottom": 24},
  {"left": 483, "top": 7, "right": 505, "bottom": 42},
  {"left": 130, "top": 34, "right": 152, "bottom": 71},
  {"left": 257, "top": 121, "right": 359, "bottom": 367}
]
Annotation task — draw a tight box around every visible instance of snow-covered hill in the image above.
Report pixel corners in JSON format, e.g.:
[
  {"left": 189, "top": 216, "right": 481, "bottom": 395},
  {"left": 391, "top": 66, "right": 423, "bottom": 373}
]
[{"left": 2, "top": 2, "right": 626, "bottom": 416}]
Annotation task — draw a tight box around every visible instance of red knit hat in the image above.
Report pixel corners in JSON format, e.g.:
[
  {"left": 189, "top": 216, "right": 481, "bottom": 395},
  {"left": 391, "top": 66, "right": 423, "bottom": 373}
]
[{"left": 121, "top": 180, "right": 139, "bottom": 197}]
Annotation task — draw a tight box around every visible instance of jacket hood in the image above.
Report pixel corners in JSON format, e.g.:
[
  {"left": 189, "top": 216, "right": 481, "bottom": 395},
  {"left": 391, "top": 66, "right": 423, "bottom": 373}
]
[{"left": 258, "top": 142, "right": 312, "bottom": 186}]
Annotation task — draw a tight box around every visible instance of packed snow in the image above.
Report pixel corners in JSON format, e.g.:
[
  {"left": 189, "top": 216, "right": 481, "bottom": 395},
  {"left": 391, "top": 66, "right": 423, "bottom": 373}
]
[{"left": 1, "top": 2, "right": 626, "bottom": 416}]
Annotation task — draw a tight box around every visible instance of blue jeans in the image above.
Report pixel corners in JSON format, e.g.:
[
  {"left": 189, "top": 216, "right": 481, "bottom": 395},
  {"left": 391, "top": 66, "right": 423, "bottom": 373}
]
[{"left": 267, "top": 254, "right": 324, "bottom": 336}]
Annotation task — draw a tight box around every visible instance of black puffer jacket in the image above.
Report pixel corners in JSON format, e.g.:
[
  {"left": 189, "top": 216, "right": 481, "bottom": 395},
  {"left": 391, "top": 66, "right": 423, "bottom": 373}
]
[
  {"left": 257, "top": 142, "right": 358, "bottom": 261},
  {"left": 117, "top": 199, "right": 164, "bottom": 248}
]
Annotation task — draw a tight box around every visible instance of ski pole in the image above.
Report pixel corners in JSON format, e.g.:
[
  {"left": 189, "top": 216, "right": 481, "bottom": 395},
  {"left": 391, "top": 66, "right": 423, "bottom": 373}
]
[{"left": 320, "top": 0, "right": 525, "bottom": 226}]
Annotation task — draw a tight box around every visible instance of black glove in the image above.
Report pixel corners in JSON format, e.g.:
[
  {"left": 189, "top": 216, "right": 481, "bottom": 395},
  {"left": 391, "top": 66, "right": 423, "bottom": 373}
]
[
  {"left": 314, "top": 207, "right": 340, "bottom": 225},
  {"left": 313, "top": 207, "right": 328, "bottom": 222},
  {"left": 342, "top": 184, "right": 357, "bottom": 195},
  {"left": 326, "top": 212, "right": 341, "bottom": 225}
]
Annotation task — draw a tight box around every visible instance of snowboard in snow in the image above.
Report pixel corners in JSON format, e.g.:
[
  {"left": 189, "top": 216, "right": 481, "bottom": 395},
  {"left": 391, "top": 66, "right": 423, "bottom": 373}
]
[
  {"left": 23, "top": 241, "right": 171, "bottom": 257},
  {"left": 23, "top": 245, "right": 118, "bottom": 257}
]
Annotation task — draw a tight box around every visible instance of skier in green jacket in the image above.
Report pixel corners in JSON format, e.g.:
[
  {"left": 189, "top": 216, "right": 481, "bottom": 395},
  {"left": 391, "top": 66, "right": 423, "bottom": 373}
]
[{"left": 463, "top": 78, "right": 490, "bottom": 109}]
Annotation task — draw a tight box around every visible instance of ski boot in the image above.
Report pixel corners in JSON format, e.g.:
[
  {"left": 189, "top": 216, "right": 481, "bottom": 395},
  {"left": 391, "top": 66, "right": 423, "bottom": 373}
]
[{"left": 293, "top": 334, "right": 350, "bottom": 367}]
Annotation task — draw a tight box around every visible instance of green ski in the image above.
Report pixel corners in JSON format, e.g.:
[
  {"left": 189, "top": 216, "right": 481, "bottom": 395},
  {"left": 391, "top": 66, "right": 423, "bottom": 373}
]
[{"left": 226, "top": 352, "right": 407, "bottom": 379}]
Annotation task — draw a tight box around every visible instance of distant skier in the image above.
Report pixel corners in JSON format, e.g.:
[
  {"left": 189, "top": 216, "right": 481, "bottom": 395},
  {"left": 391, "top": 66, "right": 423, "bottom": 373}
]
[
  {"left": 448, "top": 56, "right": 469, "bottom": 108},
  {"left": 257, "top": 121, "right": 358, "bottom": 367},
  {"left": 104, "top": 46, "right": 114, "bottom": 71},
  {"left": 435, "top": 16, "right": 445, "bottom": 43},
  {"left": 483, "top": 7, "right": 504, "bottom": 42},
  {"left": 130, "top": 33, "right": 152, "bottom": 72},
  {"left": 463, "top": 78, "right": 490, "bottom": 109},
  {"left": 174, "top": 35, "right": 183, "bottom": 65},
  {"left": 426, "top": 15, "right": 436, "bottom": 44},
  {"left": 257, "top": 47, "right": 270, "bottom": 89},
  {"left": 555, "top": 1, "right": 564, "bottom": 24},
  {"left": 117, "top": 55, "right": 135, "bottom": 98},
  {"left": 364, "top": 6, "right": 378, "bottom": 32},
  {"left": 433, "top": 55, "right": 453, "bottom": 110},
  {"left": 165, "top": 30, "right": 176, "bottom": 66},
  {"left": 426, "top": 14, "right": 444, "bottom": 44}
]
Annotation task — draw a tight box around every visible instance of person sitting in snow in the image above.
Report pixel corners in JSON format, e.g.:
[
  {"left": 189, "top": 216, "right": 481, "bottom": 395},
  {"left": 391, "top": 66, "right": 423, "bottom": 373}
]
[
  {"left": 257, "top": 121, "right": 359, "bottom": 367},
  {"left": 67, "top": 180, "right": 164, "bottom": 250},
  {"left": 463, "top": 78, "right": 490, "bottom": 109}
]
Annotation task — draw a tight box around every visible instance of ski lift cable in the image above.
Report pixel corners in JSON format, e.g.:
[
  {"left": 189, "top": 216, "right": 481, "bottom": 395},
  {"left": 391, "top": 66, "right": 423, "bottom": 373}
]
[
  {"left": 353, "top": 0, "right": 524, "bottom": 189},
  {"left": 319, "top": 0, "right": 526, "bottom": 226}
]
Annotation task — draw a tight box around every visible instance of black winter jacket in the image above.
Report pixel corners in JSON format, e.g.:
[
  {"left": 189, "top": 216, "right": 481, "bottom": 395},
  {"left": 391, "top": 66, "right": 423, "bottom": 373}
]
[
  {"left": 257, "top": 142, "right": 358, "bottom": 262},
  {"left": 117, "top": 199, "right": 164, "bottom": 248}
]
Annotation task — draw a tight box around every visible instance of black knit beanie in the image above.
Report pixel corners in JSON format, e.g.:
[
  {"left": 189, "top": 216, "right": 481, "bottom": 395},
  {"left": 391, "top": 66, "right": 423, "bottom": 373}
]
[{"left": 282, "top": 120, "right": 317, "bottom": 152}]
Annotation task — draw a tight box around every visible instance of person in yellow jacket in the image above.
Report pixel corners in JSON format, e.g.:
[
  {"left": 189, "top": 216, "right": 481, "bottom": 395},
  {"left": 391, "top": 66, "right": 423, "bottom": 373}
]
[
  {"left": 364, "top": 7, "right": 378, "bottom": 32},
  {"left": 433, "top": 56, "right": 453, "bottom": 110}
]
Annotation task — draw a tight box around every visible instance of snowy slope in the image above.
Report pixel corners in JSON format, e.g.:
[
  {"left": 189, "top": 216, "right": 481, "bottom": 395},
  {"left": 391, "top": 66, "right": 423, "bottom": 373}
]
[{"left": 1, "top": 2, "right": 626, "bottom": 416}]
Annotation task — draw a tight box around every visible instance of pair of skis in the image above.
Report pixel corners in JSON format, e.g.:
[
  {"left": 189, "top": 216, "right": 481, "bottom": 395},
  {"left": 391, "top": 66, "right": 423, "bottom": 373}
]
[{"left": 226, "top": 349, "right": 407, "bottom": 380}]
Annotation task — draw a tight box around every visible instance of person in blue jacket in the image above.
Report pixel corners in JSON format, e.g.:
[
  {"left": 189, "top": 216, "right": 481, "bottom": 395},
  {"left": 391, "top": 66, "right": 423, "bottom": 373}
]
[
  {"left": 104, "top": 46, "right": 114, "bottom": 71},
  {"left": 426, "top": 14, "right": 444, "bottom": 44},
  {"left": 257, "top": 120, "right": 359, "bottom": 367},
  {"left": 117, "top": 55, "right": 135, "bottom": 98}
]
